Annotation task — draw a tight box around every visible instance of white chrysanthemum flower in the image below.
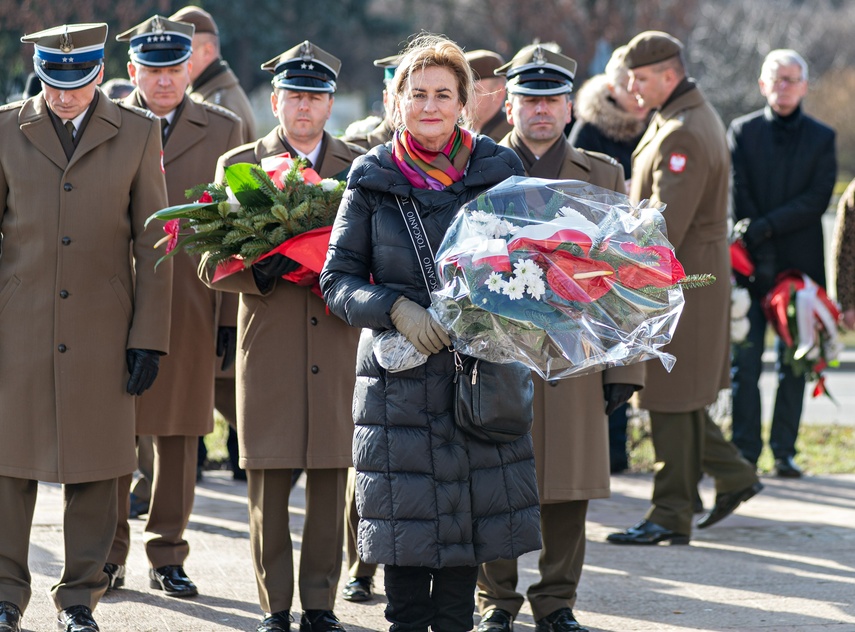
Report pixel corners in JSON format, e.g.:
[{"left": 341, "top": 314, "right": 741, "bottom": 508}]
[
  {"left": 504, "top": 276, "right": 525, "bottom": 300},
  {"left": 526, "top": 277, "right": 546, "bottom": 300},
  {"left": 513, "top": 258, "right": 542, "bottom": 283},
  {"left": 731, "top": 317, "right": 750, "bottom": 343},
  {"left": 486, "top": 272, "right": 506, "bottom": 293},
  {"left": 319, "top": 178, "right": 339, "bottom": 192},
  {"left": 731, "top": 286, "right": 751, "bottom": 319}
]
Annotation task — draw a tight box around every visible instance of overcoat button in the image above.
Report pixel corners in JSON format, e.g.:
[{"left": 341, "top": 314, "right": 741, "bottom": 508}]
[
  {"left": 63, "top": 183, "right": 72, "bottom": 191},
  {"left": 549, "top": 381, "right": 558, "bottom": 387},
  {"left": 310, "top": 317, "right": 318, "bottom": 325},
  {"left": 311, "top": 365, "right": 319, "bottom": 374},
  {"left": 62, "top": 236, "right": 71, "bottom": 245},
  {"left": 58, "top": 344, "right": 67, "bottom": 353},
  {"left": 59, "top": 290, "right": 69, "bottom": 298}
]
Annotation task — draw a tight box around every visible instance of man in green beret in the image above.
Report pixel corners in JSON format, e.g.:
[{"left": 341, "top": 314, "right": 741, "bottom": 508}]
[{"left": 607, "top": 31, "right": 762, "bottom": 547}]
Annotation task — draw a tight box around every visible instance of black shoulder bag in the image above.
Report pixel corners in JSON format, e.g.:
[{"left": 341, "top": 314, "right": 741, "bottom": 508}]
[{"left": 395, "top": 195, "right": 533, "bottom": 444}]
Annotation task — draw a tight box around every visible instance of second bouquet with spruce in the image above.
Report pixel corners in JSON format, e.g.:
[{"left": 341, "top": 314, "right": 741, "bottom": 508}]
[{"left": 146, "top": 153, "right": 345, "bottom": 289}]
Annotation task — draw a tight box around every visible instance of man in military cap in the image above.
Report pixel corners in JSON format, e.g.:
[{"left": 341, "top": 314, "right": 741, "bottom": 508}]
[
  {"left": 0, "top": 22, "right": 171, "bottom": 632},
  {"left": 170, "top": 5, "right": 256, "bottom": 143},
  {"left": 607, "top": 31, "right": 762, "bottom": 547},
  {"left": 475, "top": 43, "right": 644, "bottom": 632},
  {"left": 102, "top": 15, "right": 244, "bottom": 600},
  {"left": 340, "top": 54, "right": 399, "bottom": 151},
  {"left": 199, "top": 40, "right": 364, "bottom": 632},
  {"left": 464, "top": 49, "right": 511, "bottom": 141}
]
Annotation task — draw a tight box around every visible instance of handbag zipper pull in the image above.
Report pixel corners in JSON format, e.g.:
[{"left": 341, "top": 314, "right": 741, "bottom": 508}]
[{"left": 471, "top": 360, "right": 478, "bottom": 385}]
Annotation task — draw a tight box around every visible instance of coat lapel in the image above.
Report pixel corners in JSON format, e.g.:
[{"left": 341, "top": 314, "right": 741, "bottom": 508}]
[
  {"left": 18, "top": 97, "right": 68, "bottom": 171},
  {"left": 66, "top": 92, "right": 120, "bottom": 173},
  {"left": 162, "top": 98, "right": 208, "bottom": 166}
]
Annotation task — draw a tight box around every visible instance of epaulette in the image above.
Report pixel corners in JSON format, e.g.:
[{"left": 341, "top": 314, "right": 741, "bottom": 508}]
[
  {"left": 199, "top": 100, "right": 242, "bottom": 123},
  {"left": 580, "top": 148, "right": 620, "bottom": 167},
  {"left": 116, "top": 101, "right": 157, "bottom": 120},
  {"left": 0, "top": 100, "right": 25, "bottom": 113}
]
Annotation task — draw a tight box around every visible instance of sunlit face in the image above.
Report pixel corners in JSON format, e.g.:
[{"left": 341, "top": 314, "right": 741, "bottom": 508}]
[
  {"left": 42, "top": 67, "right": 103, "bottom": 120},
  {"left": 506, "top": 93, "right": 572, "bottom": 146},
  {"left": 129, "top": 62, "right": 192, "bottom": 117},
  {"left": 187, "top": 33, "right": 218, "bottom": 83},
  {"left": 610, "top": 74, "right": 650, "bottom": 120},
  {"left": 759, "top": 62, "right": 807, "bottom": 117},
  {"left": 627, "top": 65, "right": 671, "bottom": 110},
  {"left": 271, "top": 89, "right": 333, "bottom": 147},
  {"left": 397, "top": 65, "right": 463, "bottom": 151}
]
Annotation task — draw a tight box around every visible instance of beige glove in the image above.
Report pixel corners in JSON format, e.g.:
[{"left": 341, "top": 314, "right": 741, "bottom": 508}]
[{"left": 390, "top": 296, "right": 451, "bottom": 355}]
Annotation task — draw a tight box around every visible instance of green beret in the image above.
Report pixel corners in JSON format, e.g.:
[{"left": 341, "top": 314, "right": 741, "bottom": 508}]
[{"left": 623, "top": 31, "right": 683, "bottom": 69}]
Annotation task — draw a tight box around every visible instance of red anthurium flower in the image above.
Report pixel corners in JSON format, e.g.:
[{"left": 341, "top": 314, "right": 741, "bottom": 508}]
[
  {"left": 198, "top": 191, "right": 214, "bottom": 203},
  {"left": 154, "top": 219, "right": 181, "bottom": 253},
  {"left": 545, "top": 251, "right": 614, "bottom": 303},
  {"left": 508, "top": 227, "right": 593, "bottom": 256},
  {"left": 617, "top": 242, "right": 686, "bottom": 289},
  {"left": 730, "top": 239, "right": 754, "bottom": 276}
]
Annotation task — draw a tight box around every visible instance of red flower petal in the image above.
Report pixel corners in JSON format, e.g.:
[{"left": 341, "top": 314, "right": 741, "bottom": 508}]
[
  {"left": 617, "top": 242, "right": 686, "bottom": 288},
  {"left": 198, "top": 191, "right": 213, "bottom": 203},
  {"left": 545, "top": 251, "right": 614, "bottom": 303}
]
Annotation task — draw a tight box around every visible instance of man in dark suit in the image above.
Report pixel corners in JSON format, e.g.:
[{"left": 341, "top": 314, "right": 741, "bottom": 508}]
[
  {"left": 0, "top": 23, "right": 171, "bottom": 632},
  {"left": 105, "top": 14, "right": 244, "bottom": 599},
  {"left": 729, "top": 49, "right": 836, "bottom": 477}
]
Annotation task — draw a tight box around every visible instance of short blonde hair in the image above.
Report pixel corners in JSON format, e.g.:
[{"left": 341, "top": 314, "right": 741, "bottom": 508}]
[{"left": 390, "top": 33, "right": 474, "bottom": 128}]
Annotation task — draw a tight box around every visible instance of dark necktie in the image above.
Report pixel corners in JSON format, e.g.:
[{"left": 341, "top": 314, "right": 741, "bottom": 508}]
[
  {"left": 161, "top": 118, "right": 169, "bottom": 143},
  {"left": 65, "top": 121, "right": 76, "bottom": 142}
]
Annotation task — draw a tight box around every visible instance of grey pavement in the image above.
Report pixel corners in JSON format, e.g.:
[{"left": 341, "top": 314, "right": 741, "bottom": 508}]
[{"left": 22, "top": 469, "right": 855, "bottom": 631}]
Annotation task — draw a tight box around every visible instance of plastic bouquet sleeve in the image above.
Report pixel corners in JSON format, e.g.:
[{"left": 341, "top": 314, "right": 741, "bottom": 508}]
[{"left": 430, "top": 176, "right": 709, "bottom": 380}]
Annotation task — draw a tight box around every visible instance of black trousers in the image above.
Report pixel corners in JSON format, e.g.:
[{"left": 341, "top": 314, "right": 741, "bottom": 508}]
[{"left": 385, "top": 564, "right": 479, "bottom": 632}]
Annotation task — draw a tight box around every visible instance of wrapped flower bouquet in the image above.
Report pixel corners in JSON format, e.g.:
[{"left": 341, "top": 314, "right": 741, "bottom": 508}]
[{"left": 430, "top": 176, "right": 713, "bottom": 380}]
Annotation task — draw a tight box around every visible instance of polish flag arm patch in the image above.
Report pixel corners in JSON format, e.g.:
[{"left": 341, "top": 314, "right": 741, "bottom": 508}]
[{"left": 669, "top": 153, "right": 687, "bottom": 173}]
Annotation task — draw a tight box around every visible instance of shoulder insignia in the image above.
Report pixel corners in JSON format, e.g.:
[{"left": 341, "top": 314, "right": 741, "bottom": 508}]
[
  {"left": 668, "top": 152, "right": 687, "bottom": 173},
  {"left": 200, "top": 100, "right": 241, "bottom": 122},
  {"left": 117, "top": 102, "right": 157, "bottom": 120},
  {"left": 0, "top": 101, "right": 24, "bottom": 113},
  {"left": 581, "top": 149, "right": 619, "bottom": 167}
]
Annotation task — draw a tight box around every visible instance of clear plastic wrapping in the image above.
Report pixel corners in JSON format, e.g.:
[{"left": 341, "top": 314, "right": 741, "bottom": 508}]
[{"left": 430, "top": 176, "right": 693, "bottom": 380}]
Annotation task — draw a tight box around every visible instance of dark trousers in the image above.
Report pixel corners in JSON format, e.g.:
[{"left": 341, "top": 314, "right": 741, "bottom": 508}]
[
  {"left": 385, "top": 564, "right": 479, "bottom": 632},
  {"left": 607, "top": 403, "right": 629, "bottom": 472},
  {"left": 731, "top": 299, "right": 806, "bottom": 463}
]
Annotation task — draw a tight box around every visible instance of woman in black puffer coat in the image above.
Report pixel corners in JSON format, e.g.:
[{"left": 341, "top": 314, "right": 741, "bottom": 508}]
[{"left": 320, "top": 34, "right": 541, "bottom": 632}]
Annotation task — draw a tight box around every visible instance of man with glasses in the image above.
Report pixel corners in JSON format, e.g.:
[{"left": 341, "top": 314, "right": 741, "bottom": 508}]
[{"left": 728, "top": 50, "right": 836, "bottom": 478}]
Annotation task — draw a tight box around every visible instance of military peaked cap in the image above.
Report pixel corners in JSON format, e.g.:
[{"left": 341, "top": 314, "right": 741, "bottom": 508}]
[
  {"left": 22, "top": 23, "right": 107, "bottom": 90},
  {"left": 465, "top": 49, "right": 506, "bottom": 81},
  {"left": 169, "top": 6, "right": 219, "bottom": 36},
  {"left": 262, "top": 41, "right": 340, "bottom": 93},
  {"left": 495, "top": 44, "right": 576, "bottom": 95},
  {"left": 116, "top": 15, "right": 194, "bottom": 67}
]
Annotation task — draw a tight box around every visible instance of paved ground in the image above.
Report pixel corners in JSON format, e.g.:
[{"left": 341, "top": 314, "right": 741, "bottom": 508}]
[{"left": 22, "top": 469, "right": 855, "bottom": 631}]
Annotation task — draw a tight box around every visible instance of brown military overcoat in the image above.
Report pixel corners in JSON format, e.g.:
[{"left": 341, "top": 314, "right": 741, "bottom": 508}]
[
  {"left": 188, "top": 62, "right": 257, "bottom": 144},
  {"left": 0, "top": 92, "right": 172, "bottom": 484},
  {"left": 125, "top": 92, "right": 244, "bottom": 436},
  {"left": 501, "top": 133, "right": 646, "bottom": 501},
  {"left": 199, "top": 128, "right": 365, "bottom": 469},
  {"left": 630, "top": 85, "right": 731, "bottom": 413}
]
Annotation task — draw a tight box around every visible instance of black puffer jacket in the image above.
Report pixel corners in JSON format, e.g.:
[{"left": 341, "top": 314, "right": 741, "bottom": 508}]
[{"left": 320, "top": 136, "right": 542, "bottom": 568}]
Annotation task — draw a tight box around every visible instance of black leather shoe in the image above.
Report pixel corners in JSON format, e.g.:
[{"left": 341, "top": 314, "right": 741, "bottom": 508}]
[
  {"left": 535, "top": 608, "right": 588, "bottom": 632},
  {"left": 103, "top": 563, "right": 125, "bottom": 591},
  {"left": 299, "top": 610, "right": 344, "bottom": 632},
  {"left": 477, "top": 608, "right": 514, "bottom": 632},
  {"left": 606, "top": 520, "right": 690, "bottom": 545},
  {"left": 697, "top": 481, "right": 764, "bottom": 529},
  {"left": 341, "top": 576, "right": 372, "bottom": 602},
  {"left": 775, "top": 456, "right": 803, "bottom": 478},
  {"left": 0, "top": 601, "right": 22, "bottom": 632},
  {"left": 149, "top": 565, "right": 198, "bottom": 597},
  {"left": 258, "top": 611, "right": 293, "bottom": 632},
  {"left": 57, "top": 605, "right": 99, "bottom": 631}
]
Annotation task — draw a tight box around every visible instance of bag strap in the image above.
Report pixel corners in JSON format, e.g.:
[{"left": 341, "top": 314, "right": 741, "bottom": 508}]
[{"left": 395, "top": 195, "right": 440, "bottom": 293}]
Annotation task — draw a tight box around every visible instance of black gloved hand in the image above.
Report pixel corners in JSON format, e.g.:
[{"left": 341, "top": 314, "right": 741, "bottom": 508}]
[
  {"left": 603, "top": 383, "right": 636, "bottom": 415},
  {"left": 747, "top": 241, "right": 777, "bottom": 298},
  {"left": 252, "top": 253, "right": 300, "bottom": 281},
  {"left": 126, "top": 348, "right": 161, "bottom": 396},
  {"left": 216, "top": 326, "right": 238, "bottom": 371},
  {"left": 742, "top": 217, "right": 773, "bottom": 250}
]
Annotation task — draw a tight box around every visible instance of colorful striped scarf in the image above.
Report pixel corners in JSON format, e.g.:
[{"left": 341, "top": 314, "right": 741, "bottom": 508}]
[{"left": 392, "top": 126, "right": 473, "bottom": 190}]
